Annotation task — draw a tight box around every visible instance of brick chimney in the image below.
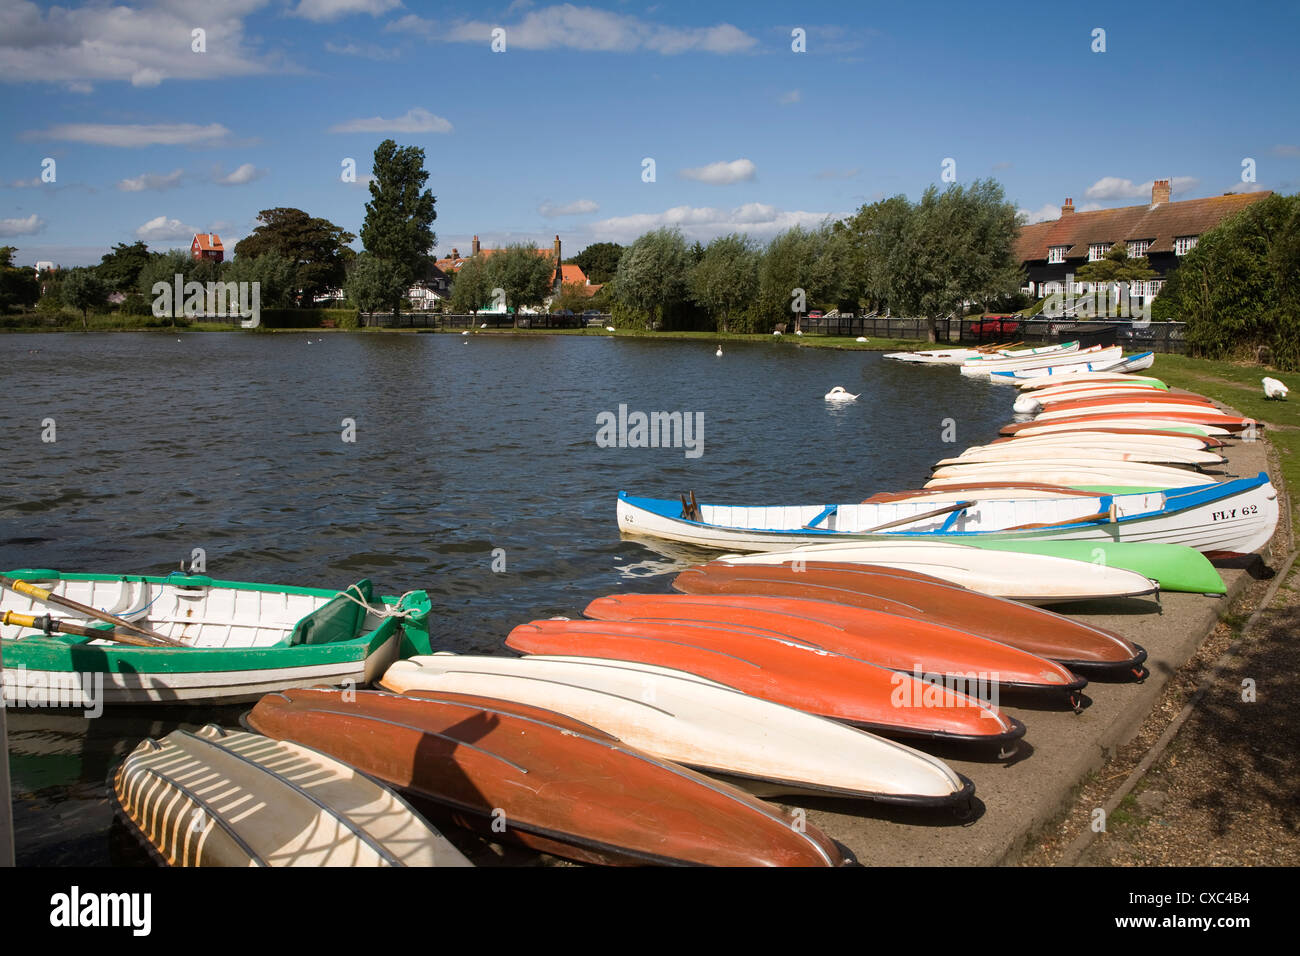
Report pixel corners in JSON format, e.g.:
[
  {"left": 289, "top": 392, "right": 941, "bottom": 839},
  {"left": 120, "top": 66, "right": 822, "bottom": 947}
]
[
  {"left": 450, "top": 248, "right": 459, "bottom": 259},
  {"left": 553, "top": 234, "right": 561, "bottom": 262},
  {"left": 1151, "top": 179, "right": 1171, "bottom": 205},
  {"left": 471, "top": 235, "right": 480, "bottom": 256},
  {"left": 1061, "top": 198, "right": 1075, "bottom": 216}
]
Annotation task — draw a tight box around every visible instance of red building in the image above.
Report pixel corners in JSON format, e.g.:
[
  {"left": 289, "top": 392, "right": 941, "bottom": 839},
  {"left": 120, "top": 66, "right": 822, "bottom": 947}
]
[{"left": 191, "top": 233, "right": 224, "bottom": 263}]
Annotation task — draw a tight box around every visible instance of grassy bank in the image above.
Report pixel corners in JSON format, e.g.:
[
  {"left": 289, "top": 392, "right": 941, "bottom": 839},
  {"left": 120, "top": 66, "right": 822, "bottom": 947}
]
[
  {"left": 1155, "top": 354, "right": 1298, "bottom": 521},
  {"left": 445, "top": 326, "right": 921, "bottom": 351}
]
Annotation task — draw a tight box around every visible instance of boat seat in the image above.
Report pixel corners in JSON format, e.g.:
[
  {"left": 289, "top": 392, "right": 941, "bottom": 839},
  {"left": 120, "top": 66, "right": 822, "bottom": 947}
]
[
  {"left": 286, "top": 580, "right": 373, "bottom": 646},
  {"left": 802, "top": 505, "right": 838, "bottom": 530}
]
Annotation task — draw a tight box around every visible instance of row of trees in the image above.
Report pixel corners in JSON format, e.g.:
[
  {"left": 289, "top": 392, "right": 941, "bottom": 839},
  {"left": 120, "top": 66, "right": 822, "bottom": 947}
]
[{"left": 607, "top": 179, "right": 1023, "bottom": 340}]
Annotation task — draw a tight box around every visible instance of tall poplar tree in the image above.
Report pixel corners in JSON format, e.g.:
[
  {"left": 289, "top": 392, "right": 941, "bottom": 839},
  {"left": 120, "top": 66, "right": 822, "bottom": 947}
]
[{"left": 359, "top": 139, "right": 437, "bottom": 317}]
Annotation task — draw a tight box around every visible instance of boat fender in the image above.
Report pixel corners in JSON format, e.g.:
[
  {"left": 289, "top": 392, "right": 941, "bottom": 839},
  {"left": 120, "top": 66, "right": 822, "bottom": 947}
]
[{"left": 1068, "top": 692, "right": 1084, "bottom": 714}]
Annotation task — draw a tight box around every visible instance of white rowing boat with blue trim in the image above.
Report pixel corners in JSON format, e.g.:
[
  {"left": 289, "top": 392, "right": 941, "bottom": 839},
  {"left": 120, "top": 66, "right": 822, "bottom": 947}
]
[{"left": 616, "top": 472, "right": 1277, "bottom": 559}]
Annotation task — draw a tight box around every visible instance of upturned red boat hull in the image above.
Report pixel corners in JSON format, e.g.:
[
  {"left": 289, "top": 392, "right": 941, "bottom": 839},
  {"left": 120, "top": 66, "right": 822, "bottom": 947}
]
[
  {"left": 671, "top": 563, "right": 1146, "bottom": 672},
  {"left": 585, "top": 592, "right": 1086, "bottom": 695},
  {"left": 246, "top": 688, "right": 843, "bottom": 867},
  {"left": 506, "top": 619, "right": 1025, "bottom": 746}
]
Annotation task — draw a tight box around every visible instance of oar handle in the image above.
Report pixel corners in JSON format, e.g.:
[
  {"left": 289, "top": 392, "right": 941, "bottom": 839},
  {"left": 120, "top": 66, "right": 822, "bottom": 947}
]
[
  {"left": 2, "top": 608, "right": 170, "bottom": 648},
  {"left": 1, "top": 576, "right": 184, "bottom": 646}
]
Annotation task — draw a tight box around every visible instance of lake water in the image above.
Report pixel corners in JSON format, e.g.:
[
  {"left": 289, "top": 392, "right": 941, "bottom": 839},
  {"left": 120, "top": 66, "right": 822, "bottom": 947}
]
[{"left": 0, "top": 331, "right": 1012, "bottom": 864}]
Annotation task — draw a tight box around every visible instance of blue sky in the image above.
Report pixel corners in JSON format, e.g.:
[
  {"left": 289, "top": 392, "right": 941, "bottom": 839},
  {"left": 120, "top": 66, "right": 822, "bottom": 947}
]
[{"left": 3, "top": 0, "right": 1298, "bottom": 266}]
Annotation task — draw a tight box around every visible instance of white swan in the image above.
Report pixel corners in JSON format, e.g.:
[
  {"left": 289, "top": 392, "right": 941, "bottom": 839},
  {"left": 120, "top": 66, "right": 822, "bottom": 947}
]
[
  {"left": 715, "top": 346, "right": 723, "bottom": 357},
  {"left": 856, "top": 336, "right": 868, "bottom": 343},
  {"left": 1263, "top": 377, "right": 1289, "bottom": 399},
  {"left": 605, "top": 325, "right": 615, "bottom": 332},
  {"left": 480, "top": 322, "right": 487, "bottom": 328},
  {"left": 461, "top": 330, "right": 470, "bottom": 335},
  {"left": 772, "top": 330, "right": 782, "bottom": 337},
  {"left": 795, "top": 330, "right": 803, "bottom": 336},
  {"left": 824, "top": 386, "right": 860, "bottom": 402}
]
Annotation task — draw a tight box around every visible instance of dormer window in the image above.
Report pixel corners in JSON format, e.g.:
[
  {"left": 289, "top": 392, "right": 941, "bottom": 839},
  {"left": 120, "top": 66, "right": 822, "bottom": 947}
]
[
  {"left": 1174, "top": 236, "right": 1198, "bottom": 256},
  {"left": 1047, "top": 245, "right": 1068, "bottom": 264},
  {"left": 1127, "top": 239, "right": 1150, "bottom": 258},
  {"left": 1088, "top": 243, "right": 1111, "bottom": 262}
]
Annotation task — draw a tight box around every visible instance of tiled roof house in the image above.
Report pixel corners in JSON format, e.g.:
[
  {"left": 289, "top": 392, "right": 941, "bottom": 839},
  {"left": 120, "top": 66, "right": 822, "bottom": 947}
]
[{"left": 1018, "top": 181, "right": 1272, "bottom": 302}]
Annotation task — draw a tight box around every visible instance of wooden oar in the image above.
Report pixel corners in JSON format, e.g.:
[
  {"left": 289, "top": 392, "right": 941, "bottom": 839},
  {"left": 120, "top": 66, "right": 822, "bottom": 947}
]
[
  {"left": 1, "top": 609, "right": 174, "bottom": 649},
  {"left": 1003, "top": 502, "right": 1118, "bottom": 531},
  {"left": 0, "top": 576, "right": 183, "bottom": 647},
  {"left": 860, "top": 500, "right": 976, "bottom": 534}
]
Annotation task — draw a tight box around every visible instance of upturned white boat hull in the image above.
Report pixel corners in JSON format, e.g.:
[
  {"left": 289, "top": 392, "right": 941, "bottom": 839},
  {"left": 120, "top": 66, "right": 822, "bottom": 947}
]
[
  {"left": 939, "top": 445, "right": 1224, "bottom": 468},
  {"left": 926, "top": 459, "right": 1215, "bottom": 488},
  {"left": 381, "top": 654, "right": 971, "bottom": 804},
  {"left": 717, "top": 543, "right": 1157, "bottom": 603}
]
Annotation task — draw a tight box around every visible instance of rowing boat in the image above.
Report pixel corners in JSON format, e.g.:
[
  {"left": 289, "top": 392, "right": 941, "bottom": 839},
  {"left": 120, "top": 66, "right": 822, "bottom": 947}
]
[
  {"left": 381, "top": 653, "right": 974, "bottom": 806},
  {"left": 670, "top": 563, "right": 1148, "bottom": 669},
  {"left": 246, "top": 686, "right": 846, "bottom": 866},
  {"left": 884, "top": 342, "right": 1078, "bottom": 365},
  {"left": 505, "top": 618, "right": 1024, "bottom": 746},
  {"left": 617, "top": 472, "right": 1278, "bottom": 557},
  {"left": 584, "top": 593, "right": 1086, "bottom": 696},
  {"left": 962, "top": 346, "right": 1121, "bottom": 376},
  {"left": 112, "top": 725, "right": 469, "bottom": 867},
  {"left": 0, "top": 570, "right": 431, "bottom": 705},
  {"left": 988, "top": 352, "right": 1154, "bottom": 381}
]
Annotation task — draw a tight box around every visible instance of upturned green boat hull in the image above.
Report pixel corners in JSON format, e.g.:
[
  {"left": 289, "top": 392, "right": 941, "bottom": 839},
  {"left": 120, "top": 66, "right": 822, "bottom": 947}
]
[{"left": 932, "top": 541, "right": 1226, "bottom": 594}]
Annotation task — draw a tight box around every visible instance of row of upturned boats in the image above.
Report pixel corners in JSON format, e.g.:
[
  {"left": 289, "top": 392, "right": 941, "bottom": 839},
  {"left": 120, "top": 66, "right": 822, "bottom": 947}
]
[{"left": 0, "top": 342, "right": 1279, "bottom": 867}]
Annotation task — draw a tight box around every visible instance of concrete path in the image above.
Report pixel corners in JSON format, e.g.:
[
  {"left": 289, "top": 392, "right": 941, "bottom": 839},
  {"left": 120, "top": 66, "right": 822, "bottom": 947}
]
[{"left": 797, "top": 433, "right": 1275, "bottom": 866}]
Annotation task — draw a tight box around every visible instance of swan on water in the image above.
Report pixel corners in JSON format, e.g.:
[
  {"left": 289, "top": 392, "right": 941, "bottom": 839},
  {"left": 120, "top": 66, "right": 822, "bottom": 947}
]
[{"left": 823, "top": 386, "right": 860, "bottom": 402}]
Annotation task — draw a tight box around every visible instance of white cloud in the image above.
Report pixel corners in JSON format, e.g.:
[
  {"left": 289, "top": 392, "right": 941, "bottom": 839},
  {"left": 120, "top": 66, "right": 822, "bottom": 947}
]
[
  {"left": 117, "top": 169, "right": 185, "bottom": 192},
  {"left": 324, "top": 41, "right": 400, "bottom": 60},
  {"left": 0, "top": 214, "right": 45, "bottom": 236},
  {"left": 6, "top": 177, "right": 44, "bottom": 189},
  {"left": 443, "top": 5, "right": 757, "bottom": 54},
  {"left": 778, "top": 89, "right": 800, "bottom": 105},
  {"left": 1084, "top": 176, "right": 1198, "bottom": 201},
  {"left": 1271, "top": 144, "right": 1300, "bottom": 158},
  {"left": 214, "top": 163, "right": 267, "bottom": 186},
  {"left": 135, "top": 216, "right": 201, "bottom": 243},
  {"left": 0, "top": 0, "right": 288, "bottom": 90},
  {"left": 329, "top": 107, "right": 452, "bottom": 134},
  {"left": 384, "top": 14, "right": 437, "bottom": 36},
  {"left": 291, "top": 0, "right": 402, "bottom": 22},
  {"left": 26, "top": 123, "right": 232, "bottom": 148},
  {"left": 588, "top": 203, "right": 839, "bottom": 243},
  {"left": 680, "top": 158, "right": 756, "bottom": 185},
  {"left": 539, "top": 199, "right": 599, "bottom": 217}
]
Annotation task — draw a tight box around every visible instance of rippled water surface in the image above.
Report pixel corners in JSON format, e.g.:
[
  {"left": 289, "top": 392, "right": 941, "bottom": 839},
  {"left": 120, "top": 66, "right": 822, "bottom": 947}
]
[{"left": 0, "top": 331, "right": 1011, "bottom": 864}]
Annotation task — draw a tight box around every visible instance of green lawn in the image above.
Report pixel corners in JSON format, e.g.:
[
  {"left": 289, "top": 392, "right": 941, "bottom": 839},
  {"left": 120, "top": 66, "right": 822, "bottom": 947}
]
[{"left": 1154, "top": 354, "right": 1298, "bottom": 522}]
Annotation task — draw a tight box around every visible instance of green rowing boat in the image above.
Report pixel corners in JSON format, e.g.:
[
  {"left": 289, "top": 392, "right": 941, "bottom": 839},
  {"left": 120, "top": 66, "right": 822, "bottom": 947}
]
[{"left": 0, "top": 570, "right": 432, "bottom": 706}]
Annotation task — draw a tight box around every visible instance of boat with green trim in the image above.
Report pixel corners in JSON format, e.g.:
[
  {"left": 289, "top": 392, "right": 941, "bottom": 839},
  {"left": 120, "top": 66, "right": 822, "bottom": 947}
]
[
  {"left": 900, "top": 539, "right": 1226, "bottom": 595},
  {"left": 0, "top": 570, "right": 432, "bottom": 706}
]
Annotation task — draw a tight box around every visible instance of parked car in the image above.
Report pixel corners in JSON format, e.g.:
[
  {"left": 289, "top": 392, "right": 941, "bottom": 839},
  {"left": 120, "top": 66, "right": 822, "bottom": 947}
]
[{"left": 807, "top": 310, "right": 824, "bottom": 320}]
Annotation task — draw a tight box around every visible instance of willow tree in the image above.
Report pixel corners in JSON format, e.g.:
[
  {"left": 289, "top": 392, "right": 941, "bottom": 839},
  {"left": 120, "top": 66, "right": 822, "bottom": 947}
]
[
  {"left": 450, "top": 255, "right": 492, "bottom": 314},
  {"left": 877, "top": 180, "right": 1023, "bottom": 342},
  {"left": 614, "top": 228, "right": 690, "bottom": 329},
  {"left": 359, "top": 140, "right": 437, "bottom": 317},
  {"left": 487, "top": 245, "right": 555, "bottom": 321},
  {"left": 690, "top": 233, "right": 758, "bottom": 332}
]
